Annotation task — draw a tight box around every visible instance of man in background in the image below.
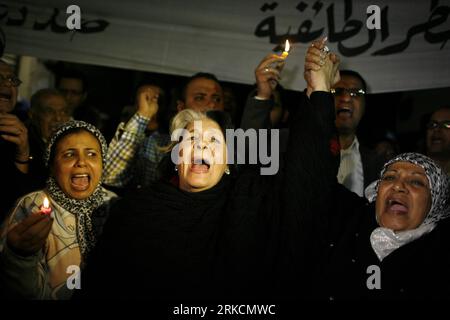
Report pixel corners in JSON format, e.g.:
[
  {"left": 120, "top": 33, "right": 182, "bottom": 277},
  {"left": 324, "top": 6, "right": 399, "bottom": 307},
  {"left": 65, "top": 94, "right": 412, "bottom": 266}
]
[
  {"left": 426, "top": 106, "right": 450, "bottom": 175},
  {"left": 0, "top": 60, "right": 33, "bottom": 222}
]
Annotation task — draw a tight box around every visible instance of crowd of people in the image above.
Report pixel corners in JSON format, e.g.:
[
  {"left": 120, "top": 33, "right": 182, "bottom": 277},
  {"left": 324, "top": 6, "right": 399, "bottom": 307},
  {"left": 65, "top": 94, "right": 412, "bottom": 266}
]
[{"left": 0, "top": 37, "right": 449, "bottom": 301}]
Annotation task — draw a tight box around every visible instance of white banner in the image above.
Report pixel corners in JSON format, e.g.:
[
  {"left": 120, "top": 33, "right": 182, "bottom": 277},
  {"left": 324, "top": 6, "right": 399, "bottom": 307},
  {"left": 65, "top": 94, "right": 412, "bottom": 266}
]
[{"left": 1, "top": 0, "right": 450, "bottom": 93}]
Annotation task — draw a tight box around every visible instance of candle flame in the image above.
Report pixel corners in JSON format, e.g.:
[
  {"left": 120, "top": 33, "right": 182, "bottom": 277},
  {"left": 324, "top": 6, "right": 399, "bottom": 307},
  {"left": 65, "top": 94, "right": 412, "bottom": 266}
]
[
  {"left": 43, "top": 197, "right": 49, "bottom": 209},
  {"left": 284, "top": 40, "right": 290, "bottom": 52}
]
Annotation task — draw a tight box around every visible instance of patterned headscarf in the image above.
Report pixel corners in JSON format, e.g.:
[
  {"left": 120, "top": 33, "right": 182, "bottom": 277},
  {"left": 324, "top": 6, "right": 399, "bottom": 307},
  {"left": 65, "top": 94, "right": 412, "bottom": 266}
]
[
  {"left": 44, "top": 120, "right": 109, "bottom": 258},
  {"left": 365, "top": 152, "right": 450, "bottom": 261},
  {"left": 44, "top": 120, "right": 108, "bottom": 169}
]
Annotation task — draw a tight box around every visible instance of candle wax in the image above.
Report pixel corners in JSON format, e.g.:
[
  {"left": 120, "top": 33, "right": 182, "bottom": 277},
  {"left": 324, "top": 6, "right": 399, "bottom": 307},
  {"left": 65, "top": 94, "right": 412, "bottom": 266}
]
[{"left": 40, "top": 207, "right": 52, "bottom": 215}]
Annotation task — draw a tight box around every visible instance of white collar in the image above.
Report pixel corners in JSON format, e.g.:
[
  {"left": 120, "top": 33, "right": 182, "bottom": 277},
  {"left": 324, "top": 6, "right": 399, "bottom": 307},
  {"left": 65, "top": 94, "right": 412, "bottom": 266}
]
[{"left": 341, "top": 136, "right": 359, "bottom": 153}]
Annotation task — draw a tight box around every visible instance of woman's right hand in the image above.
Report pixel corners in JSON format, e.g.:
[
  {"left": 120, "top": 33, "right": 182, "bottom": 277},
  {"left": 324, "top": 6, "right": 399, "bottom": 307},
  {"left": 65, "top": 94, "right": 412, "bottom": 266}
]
[
  {"left": 304, "top": 38, "right": 340, "bottom": 97},
  {"left": 6, "top": 213, "right": 53, "bottom": 257}
]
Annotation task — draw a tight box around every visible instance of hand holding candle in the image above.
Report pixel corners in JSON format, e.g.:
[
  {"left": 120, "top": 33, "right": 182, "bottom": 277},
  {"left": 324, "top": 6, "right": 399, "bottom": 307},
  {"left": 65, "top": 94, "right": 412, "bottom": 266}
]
[
  {"left": 254, "top": 40, "right": 291, "bottom": 98},
  {"left": 40, "top": 196, "right": 52, "bottom": 216},
  {"left": 7, "top": 202, "right": 54, "bottom": 256}
]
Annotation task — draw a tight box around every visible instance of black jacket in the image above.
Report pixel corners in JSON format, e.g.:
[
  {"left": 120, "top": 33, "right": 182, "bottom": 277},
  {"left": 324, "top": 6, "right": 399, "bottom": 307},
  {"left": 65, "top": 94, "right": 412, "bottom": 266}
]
[
  {"left": 0, "top": 139, "right": 32, "bottom": 223},
  {"left": 317, "top": 198, "right": 450, "bottom": 300},
  {"left": 360, "top": 144, "right": 384, "bottom": 188}
]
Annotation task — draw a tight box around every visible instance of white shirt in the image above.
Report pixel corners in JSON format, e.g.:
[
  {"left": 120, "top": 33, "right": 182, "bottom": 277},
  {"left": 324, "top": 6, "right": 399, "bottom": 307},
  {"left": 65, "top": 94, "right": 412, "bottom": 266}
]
[{"left": 337, "top": 136, "right": 364, "bottom": 196}]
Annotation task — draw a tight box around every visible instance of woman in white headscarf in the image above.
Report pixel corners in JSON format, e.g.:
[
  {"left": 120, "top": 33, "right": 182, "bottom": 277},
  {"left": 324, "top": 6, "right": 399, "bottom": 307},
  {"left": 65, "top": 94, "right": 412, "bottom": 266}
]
[
  {"left": 278, "top": 39, "right": 450, "bottom": 301},
  {"left": 322, "top": 152, "right": 450, "bottom": 300},
  {"left": 287, "top": 136, "right": 450, "bottom": 299}
]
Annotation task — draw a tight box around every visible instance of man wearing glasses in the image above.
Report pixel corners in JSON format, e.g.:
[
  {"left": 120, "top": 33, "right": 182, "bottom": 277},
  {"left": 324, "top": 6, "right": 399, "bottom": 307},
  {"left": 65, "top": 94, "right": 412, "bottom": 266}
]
[
  {"left": 426, "top": 106, "right": 450, "bottom": 175},
  {"left": 0, "top": 60, "right": 33, "bottom": 223},
  {"left": 331, "top": 70, "right": 383, "bottom": 197}
]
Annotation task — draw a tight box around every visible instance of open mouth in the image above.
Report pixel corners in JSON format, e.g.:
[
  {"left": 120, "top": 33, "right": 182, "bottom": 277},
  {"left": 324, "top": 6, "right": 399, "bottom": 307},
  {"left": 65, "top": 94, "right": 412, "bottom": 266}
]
[
  {"left": 386, "top": 198, "right": 409, "bottom": 214},
  {"left": 71, "top": 173, "right": 90, "bottom": 191},
  {"left": 0, "top": 91, "right": 11, "bottom": 103},
  {"left": 190, "top": 157, "right": 211, "bottom": 173},
  {"left": 336, "top": 107, "right": 353, "bottom": 117}
]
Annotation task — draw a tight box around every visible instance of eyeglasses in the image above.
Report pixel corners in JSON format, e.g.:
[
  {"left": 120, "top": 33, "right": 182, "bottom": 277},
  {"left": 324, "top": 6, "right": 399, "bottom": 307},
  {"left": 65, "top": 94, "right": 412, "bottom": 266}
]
[
  {"left": 427, "top": 120, "right": 450, "bottom": 130},
  {"left": 331, "top": 87, "right": 366, "bottom": 97},
  {"left": 0, "top": 74, "right": 22, "bottom": 87}
]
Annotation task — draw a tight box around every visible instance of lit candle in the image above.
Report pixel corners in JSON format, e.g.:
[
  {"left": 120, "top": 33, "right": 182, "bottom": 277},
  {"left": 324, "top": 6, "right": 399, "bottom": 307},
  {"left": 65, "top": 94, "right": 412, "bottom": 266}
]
[
  {"left": 40, "top": 196, "right": 52, "bottom": 215},
  {"left": 281, "top": 40, "right": 290, "bottom": 58}
]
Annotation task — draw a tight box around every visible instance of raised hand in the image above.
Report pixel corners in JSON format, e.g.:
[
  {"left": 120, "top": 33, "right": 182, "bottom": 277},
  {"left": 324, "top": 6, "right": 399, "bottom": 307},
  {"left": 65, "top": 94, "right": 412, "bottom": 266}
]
[
  {"left": 304, "top": 37, "right": 340, "bottom": 97},
  {"left": 137, "top": 85, "right": 160, "bottom": 119},
  {"left": 254, "top": 54, "right": 286, "bottom": 99},
  {"left": 0, "top": 113, "right": 30, "bottom": 163}
]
